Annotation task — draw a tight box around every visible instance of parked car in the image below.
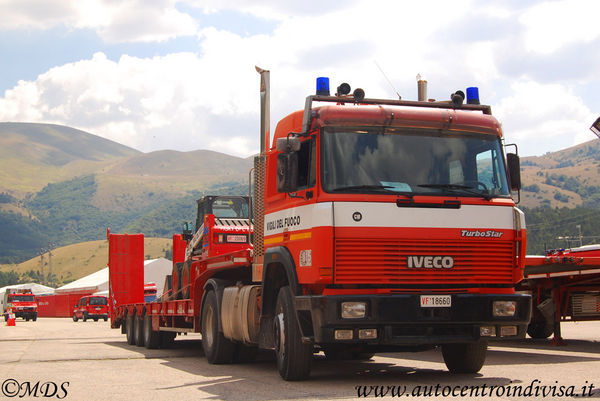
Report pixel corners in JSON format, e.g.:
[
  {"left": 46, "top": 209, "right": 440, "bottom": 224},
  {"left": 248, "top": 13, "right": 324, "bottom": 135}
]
[{"left": 72, "top": 295, "right": 109, "bottom": 322}]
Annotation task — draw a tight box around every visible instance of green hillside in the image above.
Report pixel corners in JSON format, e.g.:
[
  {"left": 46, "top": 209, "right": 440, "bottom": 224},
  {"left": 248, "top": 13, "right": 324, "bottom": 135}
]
[{"left": 0, "top": 122, "right": 140, "bottom": 196}]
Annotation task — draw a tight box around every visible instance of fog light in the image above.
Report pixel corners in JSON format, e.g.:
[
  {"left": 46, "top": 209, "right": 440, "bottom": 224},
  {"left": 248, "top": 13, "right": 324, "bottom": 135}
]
[
  {"left": 335, "top": 329, "right": 353, "bottom": 340},
  {"left": 341, "top": 302, "right": 366, "bottom": 319},
  {"left": 480, "top": 326, "right": 496, "bottom": 337},
  {"left": 500, "top": 326, "right": 518, "bottom": 337},
  {"left": 493, "top": 301, "right": 516, "bottom": 317},
  {"left": 358, "top": 329, "right": 377, "bottom": 340}
]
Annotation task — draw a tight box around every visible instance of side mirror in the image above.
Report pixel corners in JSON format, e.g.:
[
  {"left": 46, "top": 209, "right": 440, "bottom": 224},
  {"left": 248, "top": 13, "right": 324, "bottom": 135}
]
[
  {"left": 506, "top": 153, "right": 521, "bottom": 191},
  {"left": 277, "top": 152, "right": 298, "bottom": 193}
]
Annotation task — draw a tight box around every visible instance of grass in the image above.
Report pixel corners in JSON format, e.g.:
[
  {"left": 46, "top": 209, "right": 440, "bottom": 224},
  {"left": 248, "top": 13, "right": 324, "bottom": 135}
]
[{"left": 0, "top": 237, "right": 173, "bottom": 287}]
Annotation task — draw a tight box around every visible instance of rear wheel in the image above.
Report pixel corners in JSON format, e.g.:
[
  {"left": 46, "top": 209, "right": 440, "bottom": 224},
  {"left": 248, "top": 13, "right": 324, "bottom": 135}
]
[
  {"left": 83, "top": 313, "right": 88, "bottom": 322},
  {"left": 202, "top": 290, "right": 235, "bottom": 364},
  {"left": 143, "top": 314, "right": 160, "bottom": 349},
  {"left": 125, "top": 314, "right": 136, "bottom": 345},
  {"left": 134, "top": 313, "right": 145, "bottom": 346},
  {"left": 274, "top": 286, "right": 312, "bottom": 381},
  {"left": 442, "top": 341, "right": 487, "bottom": 374}
]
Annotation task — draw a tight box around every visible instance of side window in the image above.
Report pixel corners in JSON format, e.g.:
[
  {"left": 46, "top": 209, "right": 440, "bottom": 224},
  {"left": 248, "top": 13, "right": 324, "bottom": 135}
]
[{"left": 297, "top": 138, "right": 316, "bottom": 190}]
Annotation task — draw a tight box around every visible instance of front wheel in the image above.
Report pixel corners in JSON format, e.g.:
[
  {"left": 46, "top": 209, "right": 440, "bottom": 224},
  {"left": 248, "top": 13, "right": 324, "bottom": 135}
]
[
  {"left": 32, "top": 314, "right": 37, "bottom": 322},
  {"left": 442, "top": 341, "right": 487, "bottom": 374},
  {"left": 73, "top": 313, "right": 78, "bottom": 322},
  {"left": 274, "top": 286, "right": 312, "bottom": 381},
  {"left": 202, "top": 290, "right": 235, "bottom": 364}
]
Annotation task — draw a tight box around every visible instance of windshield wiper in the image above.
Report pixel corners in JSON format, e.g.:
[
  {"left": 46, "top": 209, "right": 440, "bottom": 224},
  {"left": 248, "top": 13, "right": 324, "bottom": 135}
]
[
  {"left": 331, "top": 185, "right": 394, "bottom": 192},
  {"left": 417, "top": 184, "right": 492, "bottom": 200}
]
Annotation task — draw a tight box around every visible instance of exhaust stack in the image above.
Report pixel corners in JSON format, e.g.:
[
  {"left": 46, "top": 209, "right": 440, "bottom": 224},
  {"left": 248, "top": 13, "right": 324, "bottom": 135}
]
[{"left": 417, "top": 73, "right": 427, "bottom": 102}]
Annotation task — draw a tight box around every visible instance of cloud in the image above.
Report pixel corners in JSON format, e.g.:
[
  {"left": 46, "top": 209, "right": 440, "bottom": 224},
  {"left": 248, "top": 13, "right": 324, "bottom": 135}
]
[
  {"left": 494, "top": 80, "right": 596, "bottom": 155},
  {"left": 0, "top": 0, "right": 599, "bottom": 159}
]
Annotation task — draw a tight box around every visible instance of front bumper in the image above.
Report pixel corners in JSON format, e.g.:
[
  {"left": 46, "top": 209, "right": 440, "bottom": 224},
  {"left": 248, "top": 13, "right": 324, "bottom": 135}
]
[{"left": 295, "top": 293, "right": 531, "bottom": 345}]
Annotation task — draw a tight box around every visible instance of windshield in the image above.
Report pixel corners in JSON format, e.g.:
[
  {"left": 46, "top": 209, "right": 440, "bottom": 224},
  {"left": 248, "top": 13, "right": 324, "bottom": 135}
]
[
  {"left": 10, "top": 295, "right": 35, "bottom": 302},
  {"left": 211, "top": 197, "right": 249, "bottom": 219},
  {"left": 322, "top": 128, "right": 510, "bottom": 198},
  {"left": 89, "top": 297, "right": 107, "bottom": 305}
]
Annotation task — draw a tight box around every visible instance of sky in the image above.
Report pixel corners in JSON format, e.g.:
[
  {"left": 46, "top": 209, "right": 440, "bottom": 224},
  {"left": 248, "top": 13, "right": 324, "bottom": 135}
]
[{"left": 0, "top": 0, "right": 599, "bottom": 158}]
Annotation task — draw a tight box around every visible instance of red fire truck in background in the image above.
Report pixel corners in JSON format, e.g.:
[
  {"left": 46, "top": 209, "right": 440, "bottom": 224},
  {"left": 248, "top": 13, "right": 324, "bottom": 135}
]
[
  {"left": 109, "top": 69, "right": 530, "bottom": 380},
  {"left": 2, "top": 288, "right": 38, "bottom": 321}
]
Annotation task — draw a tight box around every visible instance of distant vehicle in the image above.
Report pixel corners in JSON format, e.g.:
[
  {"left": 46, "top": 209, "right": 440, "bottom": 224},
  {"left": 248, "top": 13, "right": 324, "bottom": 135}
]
[
  {"left": 144, "top": 283, "right": 158, "bottom": 303},
  {"left": 73, "top": 295, "right": 109, "bottom": 322},
  {"left": 1, "top": 288, "right": 38, "bottom": 321}
]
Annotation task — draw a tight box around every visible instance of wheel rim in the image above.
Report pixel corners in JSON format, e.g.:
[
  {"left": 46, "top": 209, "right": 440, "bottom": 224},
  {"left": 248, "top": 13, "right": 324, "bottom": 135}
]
[{"left": 204, "top": 305, "right": 215, "bottom": 350}]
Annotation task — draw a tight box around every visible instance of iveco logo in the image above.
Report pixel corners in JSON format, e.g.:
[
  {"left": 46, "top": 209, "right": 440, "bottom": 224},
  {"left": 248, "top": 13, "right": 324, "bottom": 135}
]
[
  {"left": 407, "top": 256, "right": 454, "bottom": 269},
  {"left": 352, "top": 212, "right": 362, "bottom": 222}
]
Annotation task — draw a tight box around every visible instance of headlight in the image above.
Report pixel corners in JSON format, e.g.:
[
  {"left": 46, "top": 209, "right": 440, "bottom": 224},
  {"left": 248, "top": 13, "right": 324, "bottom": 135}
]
[
  {"left": 341, "top": 302, "right": 366, "bottom": 319},
  {"left": 493, "top": 301, "right": 517, "bottom": 317}
]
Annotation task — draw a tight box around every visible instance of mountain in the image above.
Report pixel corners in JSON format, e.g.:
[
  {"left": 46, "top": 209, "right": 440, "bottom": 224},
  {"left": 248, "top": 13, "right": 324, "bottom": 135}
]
[
  {"left": 0, "top": 122, "right": 140, "bottom": 197},
  {"left": 519, "top": 139, "right": 600, "bottom": 209},
  {"left": 0, "top": 122, "right": 252, "bottom": 264}
]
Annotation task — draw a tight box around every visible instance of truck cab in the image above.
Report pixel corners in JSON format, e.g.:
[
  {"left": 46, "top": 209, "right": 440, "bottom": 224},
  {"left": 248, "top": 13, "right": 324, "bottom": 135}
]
[{"left": 2, "top": 289, "right": 38, "bottom": 321}]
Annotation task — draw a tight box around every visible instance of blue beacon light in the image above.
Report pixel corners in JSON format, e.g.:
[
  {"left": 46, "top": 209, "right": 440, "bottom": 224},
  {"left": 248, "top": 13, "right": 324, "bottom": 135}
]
[
  {"left": 316, "top": 77, "right": 330, "bottom": 96},
  {"left": 466, "top": 87, "right": 480, "bottom": 105}
]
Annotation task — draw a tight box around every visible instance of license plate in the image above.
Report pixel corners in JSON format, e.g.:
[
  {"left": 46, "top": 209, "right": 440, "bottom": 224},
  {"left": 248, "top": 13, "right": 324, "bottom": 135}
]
[
  {"left": 420, "top": 295, "right": 451, "bottom": 308},
  {"left": 227, "top": 235, "right": 247, "bottom": 243}
]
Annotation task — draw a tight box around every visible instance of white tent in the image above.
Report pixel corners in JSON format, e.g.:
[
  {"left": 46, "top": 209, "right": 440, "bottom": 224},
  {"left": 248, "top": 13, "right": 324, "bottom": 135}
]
[
  {"left": 0, "top": 283, "right": 55, "bottom": 295},
  {"left": 55, "top": 258, "right": 172, "bottom": 296}
]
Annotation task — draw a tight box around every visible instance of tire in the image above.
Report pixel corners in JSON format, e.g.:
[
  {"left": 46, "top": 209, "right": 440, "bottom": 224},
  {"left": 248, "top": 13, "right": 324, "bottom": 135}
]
[
  {"left": 527, "top": 319, "right": 554, "bottom": 339},
  {"left": 134, "top": 313, "right": 145, "bottom": 347},
  {"left": 32, "top": 314, "right": 37, "bottom": 322},
  {"left": 202, "top": 290, "right": 235, "bottom": 364},
  {"left": 442, "top": 341, "right": 487, "bottom": 374},
  {"left": 73, "top": 313, "right": 78, "bottom": 322},
  {"left": 125, "top": 314, "right": 136, "bottom": 345},
  {"left": 104, "top": 317, "right": 108, "bottom": 322},
  {"left": 25, "top": 317, "right": 30, "bottom": 322},
  {"left": 274, "top": 286, "right": 312, "bottom": 381},
  {"left": 143, "top": 314, "right": 160, "bottom": 349},
  {"left": 83, "top": 313, "right": 88, "bottom": 322},
  {"left": 94, "top": 318, "right": 98, "bottom": 322},
  {"left": 160, "top": 331, "right": 176, "bottom": 348}
]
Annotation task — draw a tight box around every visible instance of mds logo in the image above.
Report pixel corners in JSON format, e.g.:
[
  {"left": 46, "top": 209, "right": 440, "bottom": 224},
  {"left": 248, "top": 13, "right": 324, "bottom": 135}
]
[{"left": 407, "top": 256, "right": 454, "bottom": 269}]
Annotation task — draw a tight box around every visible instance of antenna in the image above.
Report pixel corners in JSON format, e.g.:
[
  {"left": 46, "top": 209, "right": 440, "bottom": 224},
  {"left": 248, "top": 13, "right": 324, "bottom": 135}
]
[{"left": 374, "top": 60, "right": 401, "bottom": 100}]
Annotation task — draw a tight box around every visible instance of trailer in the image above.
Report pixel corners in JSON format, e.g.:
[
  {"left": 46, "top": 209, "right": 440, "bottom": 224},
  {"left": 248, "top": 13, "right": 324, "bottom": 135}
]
[
  {"left": 521, "top": 246, "right": 600, "bottom": 344},
  {"left": 109, "top": 70, "right": 531, "bottom": 381}
]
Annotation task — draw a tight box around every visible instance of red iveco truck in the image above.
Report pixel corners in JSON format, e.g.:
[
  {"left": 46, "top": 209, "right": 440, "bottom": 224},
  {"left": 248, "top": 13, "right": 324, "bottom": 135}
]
[{"left": 109, "top": 69, "right": 530, "bottom": 380}]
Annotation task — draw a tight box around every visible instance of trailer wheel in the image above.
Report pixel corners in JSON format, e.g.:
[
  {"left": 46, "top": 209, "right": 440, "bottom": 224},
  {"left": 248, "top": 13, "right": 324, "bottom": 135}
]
[
  {"left": 274, "top": 286, "right": 312, "bottom": 381},
  {"left": 143, "top": 314, "right": 160, "bottom": 349},
  {"left": 202, "top": 290, "right": 235, "bottom": 364},
  {"left": 442, "top": 340, "right": 487, "bottom": 374},
  {"left": 125, "top": 314, "right": 136, "bottom": 345},
  {"left": 134, "top": 313, "right": 145, "bottom": 347},
  {"left": 527, "top": 319, "right": 554, "bottom": 339}
]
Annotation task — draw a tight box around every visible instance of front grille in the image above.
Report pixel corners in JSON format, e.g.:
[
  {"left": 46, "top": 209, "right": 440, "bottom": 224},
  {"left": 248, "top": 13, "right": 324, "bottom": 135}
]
[{"left": 334, "top": 238, "right": 515, "bottom": 285}]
